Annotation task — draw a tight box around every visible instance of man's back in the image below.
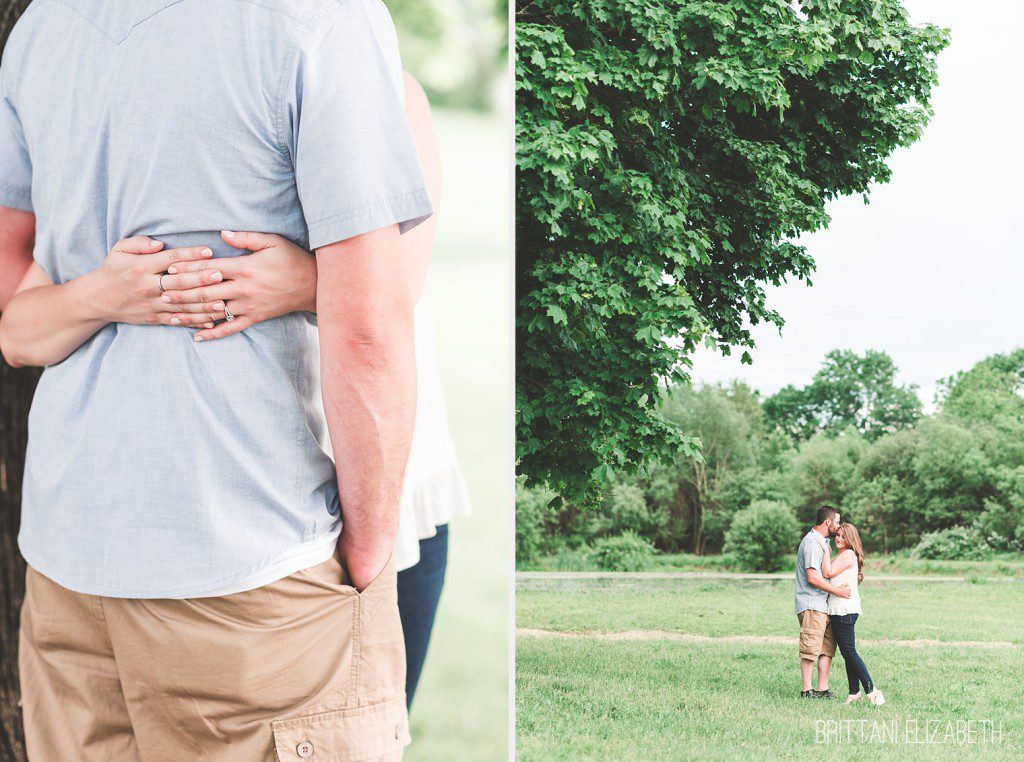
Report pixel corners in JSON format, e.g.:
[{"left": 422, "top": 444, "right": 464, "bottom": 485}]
[
  {"left": 1, "top": 0, "right": 432, "bottom": 597},
  {"left": 794, "top": 530, "right": 828, "bottom": 614}
]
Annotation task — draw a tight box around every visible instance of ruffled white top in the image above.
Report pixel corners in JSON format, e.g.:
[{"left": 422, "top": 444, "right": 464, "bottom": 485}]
[
  {"left": 827, "top": 553, "right": 862, "bottom": 616},
  {"left": 392, "top": 288, "right": 472, "bottom": 570}
]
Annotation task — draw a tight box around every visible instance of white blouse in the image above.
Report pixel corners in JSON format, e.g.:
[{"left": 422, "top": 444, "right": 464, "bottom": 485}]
[
  {"left": 827, "top": 552, "right": 863, "bottom": 616},
  {"left": 393, "top": 288, "right": 472, "bottom": 570}
]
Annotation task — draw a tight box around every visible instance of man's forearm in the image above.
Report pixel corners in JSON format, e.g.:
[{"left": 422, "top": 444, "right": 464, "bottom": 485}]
[
  {"left": 316, "top": 227, "right": 417, "bottom": 589},
  {"left": 806, "top": 571, "right": 844, "bottom": 596},
  {"left": 0, "top": 270, "right": 108, "bottom": 367},
  {"left": 320, "top": 316, "right": 416, "bottom": 580}
]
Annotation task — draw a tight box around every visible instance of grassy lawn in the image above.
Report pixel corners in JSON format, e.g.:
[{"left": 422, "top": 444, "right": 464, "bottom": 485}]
[
  {"left": 517, "top": 638, "right": 1024, "bottom": 761},
  {"left": 405, "top": 107, "right": 509, "bottom": 759},
  {"left": 517, "top": 580, "right": 1024, "bottom": 644},
  {"left": 523, "top": 550, "right": 1024, "bottom": 578},
  {"left": 516, "top": 579, "right": 1024, "bottom": 760}
]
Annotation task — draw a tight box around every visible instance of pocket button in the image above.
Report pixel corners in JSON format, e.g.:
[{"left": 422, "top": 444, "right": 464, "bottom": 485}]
[{"left": 296, "top": 740, "right": 314, "bottom": 758}]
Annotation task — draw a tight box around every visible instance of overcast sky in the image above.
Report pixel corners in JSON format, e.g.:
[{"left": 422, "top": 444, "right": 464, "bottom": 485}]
[{"left": 689, "top": 1, "right": 1024, "bottom": 408}]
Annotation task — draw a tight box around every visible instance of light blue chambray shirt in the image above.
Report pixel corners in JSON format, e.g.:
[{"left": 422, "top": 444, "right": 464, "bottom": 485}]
[
  {"left": 0, "top": 0, "right": 432, "bottom": 597},
  {"left": 794, "top": 530, "right": 830, "bottom": 615}
]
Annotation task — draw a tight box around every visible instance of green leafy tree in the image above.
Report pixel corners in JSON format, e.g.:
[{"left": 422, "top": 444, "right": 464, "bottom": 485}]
[
  {"left": 764, "top": 349, "right": 922, "bottom": 442},
  {"left": 782, "top": 427, "right": 867, "bottom": 524},
  {"left": 516, "top": 0, "right": 948, "bottom": 502},
  {"left": 723, "top": 500, "right": 799, "bottom": 572},
  {"left": 850, "top": 419, "right": 994, "bottom": 549},
  {"left": 645, "top": 384, "right": 758, "bottom": 553}
]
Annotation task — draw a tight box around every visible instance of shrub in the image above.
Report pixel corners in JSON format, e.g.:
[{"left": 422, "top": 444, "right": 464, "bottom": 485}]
[
  {"left": 911, "top": 526, "right": 989, "bottom": 561},
  {"left": 723, "top": 500, "right": 799, "bottom": 572},
  {"left": 588, "top": 531, "right": 656, "bottom": 572},
  {"left": 515, "top": 481, "right": 561, "bottom": 566}
]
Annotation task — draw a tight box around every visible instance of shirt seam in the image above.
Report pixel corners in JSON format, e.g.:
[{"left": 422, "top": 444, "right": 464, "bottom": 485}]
[
  {"left": 272, "top": 0, "right": 359, "bottom": 161},
  {"left": 305, "top": 188, "right": 429, "bottom": 234}
]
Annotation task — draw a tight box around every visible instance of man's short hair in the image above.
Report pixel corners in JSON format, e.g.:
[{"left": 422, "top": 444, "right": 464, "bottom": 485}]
[{"left": 815, "top": 505, "right": 838, "bottom": 526}]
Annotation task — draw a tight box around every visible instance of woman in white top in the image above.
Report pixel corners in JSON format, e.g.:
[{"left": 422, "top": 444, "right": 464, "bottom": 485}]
[{"left": 818, "top": 523, "right": 885, "bottom": 705}]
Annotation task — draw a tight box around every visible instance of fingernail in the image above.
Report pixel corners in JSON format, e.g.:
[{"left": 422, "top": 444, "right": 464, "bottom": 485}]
[
  {"left": 201, "top": 248, "right": 213, "bottom": 256},
  {"left": 195, "top": 335, "right": 204, "bottom": 342},
  {"left": 204, "top": 322, "right": 214, "bottom": 329},
  {"left": 222, "top": 230, "right": 235, "bottom": 238},
  {"left": 170, "top": 317, "right": 181, "bottom": 325},
  {"left": 213, "top": 301, "right": 224, "bottom": 310},
  {"left": 211, "top": 271, "right": 222, "bottom": 282},
  {"left": 161, "top": 294, "right": 171, "bottom": 302},
  {"left": 167, "top": 266, "right": 177, "bottom": 274},
  {"left": 150, "top": 239, "right": 161, "bottom": 247}
]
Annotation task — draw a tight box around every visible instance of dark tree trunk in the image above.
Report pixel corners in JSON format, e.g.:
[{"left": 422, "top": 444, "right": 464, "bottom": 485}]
[
  {"left": 1, "top": 5, "right": 36, "bottom": 759},
  {"left": 0, "top": 362, "right": 37, "bottom": 762}
]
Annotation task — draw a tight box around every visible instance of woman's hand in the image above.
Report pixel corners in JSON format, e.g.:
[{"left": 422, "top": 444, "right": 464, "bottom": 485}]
[
  {"left": 158, "top": 230, "right": 317, "bottom": 341},
  {"left": 89, "top": 236, "right": 221, "bottom": 325}
]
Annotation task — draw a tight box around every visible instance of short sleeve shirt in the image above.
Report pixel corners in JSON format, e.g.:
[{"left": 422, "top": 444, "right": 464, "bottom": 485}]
[
  {"left": 0, "top": 0, "right": 432, "bottom": 597},
  {"left": 795, "top": 530, "right": 830, "bottom": 614}
]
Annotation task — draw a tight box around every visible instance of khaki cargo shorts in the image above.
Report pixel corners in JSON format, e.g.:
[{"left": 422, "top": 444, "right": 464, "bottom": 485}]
[
  {"left": 797, "top": 609, "right": 836, "bottom": 662},
  {"left": 19, "top": 549, "right": 409, "bottom": 761}
]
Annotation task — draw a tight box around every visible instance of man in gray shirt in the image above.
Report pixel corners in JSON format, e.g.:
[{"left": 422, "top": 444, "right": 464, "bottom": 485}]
[
  {"left": 0, "top": 0, "right": 430, "bottom": 757},
  {"left": 795, "top": 505, "right": 851, "bottom": 699}
]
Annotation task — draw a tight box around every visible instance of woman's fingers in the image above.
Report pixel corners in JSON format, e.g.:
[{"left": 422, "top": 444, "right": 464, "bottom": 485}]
[
  {"left": 221, "top": 229, "right": 278, "bottom": 252},
  {"left": 157, "top": 299, "right": 228, "bottom": 315},
  {"left": 160, "top": 268, "right": 223, "bottom": 292},
  {"left": 115, "top": 236, "right": 165, "bottom": 254},
  {"left": 160, "top": 282, "right": 237, "bottom": 306},
  {"left": 193, "top": 314, "right": 255, "bottom": 342},
  {"left": 151, "top": 246, "right": 214, "bottom": 274},
  {"left": 167, "top": 312, "right": 223, "bottom": 327}
]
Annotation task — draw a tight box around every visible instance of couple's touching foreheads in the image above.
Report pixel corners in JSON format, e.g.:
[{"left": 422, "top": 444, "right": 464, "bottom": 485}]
[{"left": 795, "top": 505, "right": 885, "bottom": 706}]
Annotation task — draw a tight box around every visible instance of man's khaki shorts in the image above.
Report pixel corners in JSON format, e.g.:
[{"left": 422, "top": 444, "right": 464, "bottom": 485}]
[
  {"left": 797, "top": 609, "right": 836, "bottom": 662},
  {"left": 19, "top": 550, "right": 409, "bottom": 761}
]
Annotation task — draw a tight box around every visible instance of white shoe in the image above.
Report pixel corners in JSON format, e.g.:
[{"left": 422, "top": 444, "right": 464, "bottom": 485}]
[
  {"left": 867, "top": 689, "right": 885, "bottom": 706},
  {"left": 845, "top": 692, "right": 863, "bottom": 704}
]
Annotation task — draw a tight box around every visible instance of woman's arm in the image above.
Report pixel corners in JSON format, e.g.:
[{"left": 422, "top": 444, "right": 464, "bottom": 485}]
[
  {"left": 0, "top": 238, "right": 217, "bottom": 367},
  {"left": 166, "top": 71, "right": 443, "bottom": 342},
  {"left": 824, "top": 549, "right": 856, "bottom": 579}
]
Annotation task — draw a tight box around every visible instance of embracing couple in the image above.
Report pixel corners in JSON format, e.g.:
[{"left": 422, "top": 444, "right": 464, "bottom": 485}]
[
  {"left": 0, "top": 1, "right": 470, "bottom": 759},
  {"left": 794, "top": 506, "right": 885, "bottom": 706}
]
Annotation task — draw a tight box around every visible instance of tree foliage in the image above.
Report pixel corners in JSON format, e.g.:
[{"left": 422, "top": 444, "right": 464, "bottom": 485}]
[
  {"left": 516, "top": 0, "right": 949, "bottom": 502},
  {"left": 764, "top": 349, "right": 922, "bottom": 441},
  {"left": 516, "top": 349, "right": 1024, "bottom": 562}
]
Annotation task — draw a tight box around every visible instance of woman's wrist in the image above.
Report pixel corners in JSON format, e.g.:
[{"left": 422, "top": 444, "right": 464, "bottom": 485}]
[{"left": 74, "top": 269, "right": 116, "bottom": 324}]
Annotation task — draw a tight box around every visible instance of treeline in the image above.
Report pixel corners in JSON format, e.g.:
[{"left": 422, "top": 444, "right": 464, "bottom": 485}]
[{"left": 517, "top": 349, "right": 1024, "bottom": 566}]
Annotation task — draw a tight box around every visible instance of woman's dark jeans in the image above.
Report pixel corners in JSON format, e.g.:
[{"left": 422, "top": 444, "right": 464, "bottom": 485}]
[
  {"left": 830, "top": 613, "right": 874, "bottom": 696},
  {"left": 396, "top": 523, "right": 449, "bottom": 709}
]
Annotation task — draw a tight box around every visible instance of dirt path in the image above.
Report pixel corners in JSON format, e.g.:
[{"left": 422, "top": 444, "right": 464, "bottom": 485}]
[
  {"left": 516, "top": 628, "right": 1019, "bottom": 649},
  {"left": 516, "top": 571, "right": 1014, "bottom": 583}
]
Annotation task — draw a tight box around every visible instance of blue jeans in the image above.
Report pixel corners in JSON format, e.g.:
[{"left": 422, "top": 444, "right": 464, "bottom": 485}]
[
  {"left": 830, "top": 613, "right": 874, "bottom": 695},
  {"left": 396, "top": 524, "right": 449, "bottom": 709}
]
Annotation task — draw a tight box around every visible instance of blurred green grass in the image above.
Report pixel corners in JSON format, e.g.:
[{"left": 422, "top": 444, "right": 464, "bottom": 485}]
[{"left": 405, "top": 107, "right": 509, "bottom": 759}]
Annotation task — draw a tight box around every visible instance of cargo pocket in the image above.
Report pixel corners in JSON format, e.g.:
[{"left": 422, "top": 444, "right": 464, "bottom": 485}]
[{"left": 272, "top": 696, "right": 410, "bottom": 761}]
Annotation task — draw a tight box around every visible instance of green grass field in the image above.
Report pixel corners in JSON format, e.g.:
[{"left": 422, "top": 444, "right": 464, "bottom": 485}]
[
  {"left": 516, "top": 575, "right": 1024, "bottom": 760},
  {"left": 403, "top": 107, "right": 509, "bottom": 759},
  {"left": 523, "top": 550, "right": 1024, "bottom": 578}
]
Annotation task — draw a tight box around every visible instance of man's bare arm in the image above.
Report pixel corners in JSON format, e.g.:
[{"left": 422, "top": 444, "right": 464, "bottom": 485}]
[
  {"left": 806, "top": 567, "right": 850, "bottom": 598},
  {"left": 0, "top": 206, "right": 35, "bottom": 310},
  {"left": 316, "top": 225, "right": 416, "bottom": 591}
]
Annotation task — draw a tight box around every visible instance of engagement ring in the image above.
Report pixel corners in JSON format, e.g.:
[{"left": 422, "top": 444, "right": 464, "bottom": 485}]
[{"left": 223, "top": 303, "right": 235, "bottom": 322}]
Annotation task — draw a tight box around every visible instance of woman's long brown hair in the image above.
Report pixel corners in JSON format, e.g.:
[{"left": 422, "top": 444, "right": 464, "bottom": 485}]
[{"left": 840, "top": 523, "right": 865, "bottom": 584}]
